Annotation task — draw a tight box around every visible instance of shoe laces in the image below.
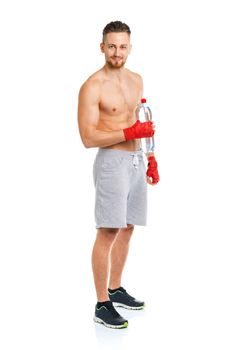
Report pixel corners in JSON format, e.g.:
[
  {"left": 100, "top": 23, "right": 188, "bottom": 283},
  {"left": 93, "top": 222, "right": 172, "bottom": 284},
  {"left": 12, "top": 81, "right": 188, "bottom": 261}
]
[{"left": 119, "top": 287, "right": 135, "bottom": 301}]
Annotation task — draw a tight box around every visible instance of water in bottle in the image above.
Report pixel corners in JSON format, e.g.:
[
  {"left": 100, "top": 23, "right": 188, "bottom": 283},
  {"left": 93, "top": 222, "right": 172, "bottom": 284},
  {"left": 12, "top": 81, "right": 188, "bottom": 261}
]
[{"left": 135, "top": 98, "right": 155, "bottom": 154}]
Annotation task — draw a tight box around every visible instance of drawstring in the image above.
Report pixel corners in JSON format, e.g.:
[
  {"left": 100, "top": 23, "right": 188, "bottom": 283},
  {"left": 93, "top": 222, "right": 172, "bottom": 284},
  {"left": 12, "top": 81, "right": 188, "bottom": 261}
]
[{"left": 132, "top": 154, "right": 139, "bottom": 169}]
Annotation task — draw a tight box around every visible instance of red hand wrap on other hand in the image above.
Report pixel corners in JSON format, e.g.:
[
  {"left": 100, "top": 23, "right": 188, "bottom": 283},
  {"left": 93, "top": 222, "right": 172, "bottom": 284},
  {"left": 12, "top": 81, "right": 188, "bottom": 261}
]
[
  {"left": 146, "top": 156, "right": 160, "bottom": 184},
  {"left": 123, "top": 120, "right": 155, "bottom": 141}
]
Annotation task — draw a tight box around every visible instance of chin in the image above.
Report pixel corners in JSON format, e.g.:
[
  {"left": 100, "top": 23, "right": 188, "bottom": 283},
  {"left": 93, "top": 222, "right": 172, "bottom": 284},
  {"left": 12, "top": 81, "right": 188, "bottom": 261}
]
[{"left": 108, "top": 61, "right": 126, "bottom": 69}]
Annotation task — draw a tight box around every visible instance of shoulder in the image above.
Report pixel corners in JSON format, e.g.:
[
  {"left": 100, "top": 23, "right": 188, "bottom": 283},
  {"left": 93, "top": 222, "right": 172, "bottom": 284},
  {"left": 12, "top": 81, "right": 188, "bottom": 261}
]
[
  {"left": 79, "top": 69, "right": 106, "bottom": 97},
  {"left": 126, "top": 70, "right": 144, "bottom": 99},
  {"left": 79, "top": 75, "right": 100, "bottom": 93},
  {"left": 125, "top": 69, "right": 143, "bottom": 97},
  {"left": 126, "top": 69, "right": 143, "bottom": 87},
  {"left": 79, "top": 77, "right": 101, "bottom": 103}
]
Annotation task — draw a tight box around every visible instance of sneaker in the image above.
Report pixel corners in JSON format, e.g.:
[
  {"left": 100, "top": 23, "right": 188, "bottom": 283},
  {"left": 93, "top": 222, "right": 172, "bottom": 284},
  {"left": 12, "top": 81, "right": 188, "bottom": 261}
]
[
  {"left": 94, "top": 301, "right": 128, "bottom": 329},
  {"left": 108, "top": 287, "right": 145, "bottom": 310}
]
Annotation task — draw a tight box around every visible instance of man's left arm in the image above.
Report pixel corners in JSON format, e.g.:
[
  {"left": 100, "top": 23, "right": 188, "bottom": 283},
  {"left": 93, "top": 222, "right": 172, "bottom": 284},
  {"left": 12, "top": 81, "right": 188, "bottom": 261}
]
[{"left": 137, "top": 74, "right": 160, "bottom": 185}]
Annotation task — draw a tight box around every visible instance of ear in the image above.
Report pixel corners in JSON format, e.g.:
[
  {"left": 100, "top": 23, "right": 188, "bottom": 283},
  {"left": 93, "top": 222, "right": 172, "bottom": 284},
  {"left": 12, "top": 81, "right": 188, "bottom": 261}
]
[
  {"left": 100, "top": 42, "right": 105, "bottom": 53},
  {"left": 129, "top": 44, "right": 132, "bottom": 54}
]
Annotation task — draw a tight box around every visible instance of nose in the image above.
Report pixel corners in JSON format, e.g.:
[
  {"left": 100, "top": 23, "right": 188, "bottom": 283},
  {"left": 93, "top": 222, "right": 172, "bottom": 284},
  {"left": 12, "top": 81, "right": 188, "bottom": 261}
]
[{"left": 114, "top": 47, "right": 121, "bottom": 56}]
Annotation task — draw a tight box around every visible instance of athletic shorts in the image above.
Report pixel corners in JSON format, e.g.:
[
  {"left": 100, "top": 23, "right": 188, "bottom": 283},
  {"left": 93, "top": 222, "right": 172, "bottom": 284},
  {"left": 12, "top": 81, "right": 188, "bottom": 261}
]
[{"left": 93, "top": 148, "right": 147, "bottom": 228}]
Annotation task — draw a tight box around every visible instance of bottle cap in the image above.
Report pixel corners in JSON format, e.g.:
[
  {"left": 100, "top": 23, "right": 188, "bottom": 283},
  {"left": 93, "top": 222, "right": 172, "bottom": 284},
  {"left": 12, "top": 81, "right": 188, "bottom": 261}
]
[{"left": 141, "top": 98, "right": 147, "bottom": 103}]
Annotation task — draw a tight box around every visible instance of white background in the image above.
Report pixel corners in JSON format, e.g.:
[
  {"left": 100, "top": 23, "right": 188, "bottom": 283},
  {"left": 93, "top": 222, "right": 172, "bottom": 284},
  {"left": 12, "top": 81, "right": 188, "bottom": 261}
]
[{"left": 0, "top": 0, "right": 233, "bottom": 349}]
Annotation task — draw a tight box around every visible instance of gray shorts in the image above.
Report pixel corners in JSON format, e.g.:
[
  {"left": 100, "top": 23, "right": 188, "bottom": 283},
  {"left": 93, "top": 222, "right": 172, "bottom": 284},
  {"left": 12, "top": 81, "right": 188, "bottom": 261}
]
[{"left": 93, "top": 148, "right": 147, "bottom": 228}]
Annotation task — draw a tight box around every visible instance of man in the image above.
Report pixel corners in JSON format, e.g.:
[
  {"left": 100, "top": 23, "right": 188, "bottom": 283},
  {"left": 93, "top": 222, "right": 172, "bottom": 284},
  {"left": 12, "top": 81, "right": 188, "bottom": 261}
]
[{"left": 77, "top": 21, "right": 159, "bottom": 329}]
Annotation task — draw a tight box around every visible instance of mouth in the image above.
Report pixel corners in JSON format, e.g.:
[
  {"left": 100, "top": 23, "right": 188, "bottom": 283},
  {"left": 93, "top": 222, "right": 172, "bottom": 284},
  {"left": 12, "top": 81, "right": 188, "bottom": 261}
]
[{"left": 111, "top": 57, "right": 123, "bottom": 61}]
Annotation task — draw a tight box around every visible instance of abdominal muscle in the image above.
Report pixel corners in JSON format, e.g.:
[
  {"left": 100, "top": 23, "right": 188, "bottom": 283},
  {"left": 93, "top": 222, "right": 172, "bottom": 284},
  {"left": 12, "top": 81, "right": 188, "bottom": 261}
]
[{"left": 105, "top": 138, "right": 140, "bottom": 152}]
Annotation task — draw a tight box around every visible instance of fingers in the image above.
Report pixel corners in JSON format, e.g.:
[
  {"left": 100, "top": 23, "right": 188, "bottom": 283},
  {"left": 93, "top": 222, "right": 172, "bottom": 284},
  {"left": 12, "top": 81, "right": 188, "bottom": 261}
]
[
  {"left": 147, "top": 176, "right": 156, "bottom": 185},
  {"left": 133, "top": 119, "right": 141, "bottom": 126},
  {"left": 147, "top": 121, "right": 155, "bottom": 131},
  {"left": 147, "top": 175, "right": 159, "bottom": 185},
  {"left": 141, "top": 120, "right": 155, "bottom": 130}
]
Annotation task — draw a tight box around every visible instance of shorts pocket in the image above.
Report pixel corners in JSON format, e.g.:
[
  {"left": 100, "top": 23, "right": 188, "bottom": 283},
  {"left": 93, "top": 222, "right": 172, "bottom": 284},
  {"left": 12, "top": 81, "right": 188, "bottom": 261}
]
[{"left": 102, "top": 157, "right": 124, "bottom": 172}]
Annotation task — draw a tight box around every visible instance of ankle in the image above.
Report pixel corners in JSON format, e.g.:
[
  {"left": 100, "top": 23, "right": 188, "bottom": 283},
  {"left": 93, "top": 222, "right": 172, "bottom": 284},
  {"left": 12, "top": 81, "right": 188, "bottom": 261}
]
[
  {"left": 108, "top": 284, "right": 121, "bottom": 290},
  {"left": 96, "top": 300, "right": 113, "bottom": 309},
  {"left": 108, "top": 286, "right": 122, "bottom": 293}
]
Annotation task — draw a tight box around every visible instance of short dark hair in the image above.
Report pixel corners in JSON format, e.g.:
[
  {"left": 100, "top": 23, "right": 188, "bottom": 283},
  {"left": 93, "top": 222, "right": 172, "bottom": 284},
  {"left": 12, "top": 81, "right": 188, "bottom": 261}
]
[{"left": 102, "top": 21, "right": 131, "bottom": 41}]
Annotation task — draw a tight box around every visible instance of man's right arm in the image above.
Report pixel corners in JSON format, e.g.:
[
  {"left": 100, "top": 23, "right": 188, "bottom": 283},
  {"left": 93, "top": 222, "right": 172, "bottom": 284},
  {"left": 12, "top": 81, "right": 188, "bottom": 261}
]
[{"left": 77, "top": 80, "right": 125, "bottom": 148}]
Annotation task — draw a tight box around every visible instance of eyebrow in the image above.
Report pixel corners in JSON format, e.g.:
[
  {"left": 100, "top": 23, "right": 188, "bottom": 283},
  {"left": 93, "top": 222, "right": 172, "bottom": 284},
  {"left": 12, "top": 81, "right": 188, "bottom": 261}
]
[{"left": 107, "top": 43, "right": 128, "bottom": 46}]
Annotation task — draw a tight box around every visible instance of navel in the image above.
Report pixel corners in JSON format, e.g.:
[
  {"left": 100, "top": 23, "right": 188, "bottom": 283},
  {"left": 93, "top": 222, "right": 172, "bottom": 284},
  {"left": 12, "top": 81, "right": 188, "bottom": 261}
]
[{"left": 112, "top": 108, "right": 116, "bottom": 112}]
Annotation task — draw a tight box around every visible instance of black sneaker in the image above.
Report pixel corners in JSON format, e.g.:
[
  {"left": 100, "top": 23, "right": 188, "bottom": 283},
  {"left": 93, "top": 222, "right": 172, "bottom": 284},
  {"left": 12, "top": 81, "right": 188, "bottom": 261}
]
[
  {"left": 94, "top": 301, "right": 128, "bottom": 329},
  {"left": 108, "top": 287, "right": 145, "bottom": 310}
]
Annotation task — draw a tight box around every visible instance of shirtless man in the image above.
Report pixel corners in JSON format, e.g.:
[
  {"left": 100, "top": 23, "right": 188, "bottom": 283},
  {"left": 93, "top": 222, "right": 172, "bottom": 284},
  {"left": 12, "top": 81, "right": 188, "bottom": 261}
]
[{"left": 78, "top": 21, "right": 159, "bottom": 329}]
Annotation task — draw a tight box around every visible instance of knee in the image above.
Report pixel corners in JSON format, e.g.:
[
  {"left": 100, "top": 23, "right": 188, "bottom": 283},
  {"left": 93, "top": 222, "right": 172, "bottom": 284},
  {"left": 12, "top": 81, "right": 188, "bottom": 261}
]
[
  {"left": 123, "top": 224, "right": 134, "bottom": 235},
  {"left": 126, "top": 224, "right": 134, "bottom": 231},
  {"left": 119, "top": 224, "right": 134, "bottom": 243},
  {"left": 97, "top": 227, "right": 120, "bottom": 245},
  {"left": 98, "top": 227, "right": 120, "bottom": 234}
]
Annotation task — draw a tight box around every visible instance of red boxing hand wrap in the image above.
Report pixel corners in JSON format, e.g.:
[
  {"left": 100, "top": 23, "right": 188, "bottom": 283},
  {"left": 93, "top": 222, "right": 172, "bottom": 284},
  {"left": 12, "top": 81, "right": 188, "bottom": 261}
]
[
  {"left": 146, "top": 156, "right": 160, "bottom": 184},
  {"left": 123, "top": 120, "right": 155, "bottom": 141}
]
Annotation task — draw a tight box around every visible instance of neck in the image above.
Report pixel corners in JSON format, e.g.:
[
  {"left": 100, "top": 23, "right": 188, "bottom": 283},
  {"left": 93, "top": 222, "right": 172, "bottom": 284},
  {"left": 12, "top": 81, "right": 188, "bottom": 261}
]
[{"left": 103, "top": 63, "right": 126, "bottom": 79}]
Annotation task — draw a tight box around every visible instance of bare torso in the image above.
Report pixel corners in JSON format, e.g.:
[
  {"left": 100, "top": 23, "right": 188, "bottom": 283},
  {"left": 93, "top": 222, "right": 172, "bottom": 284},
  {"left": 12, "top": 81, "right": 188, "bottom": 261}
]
[{"left": 87, "top": 67, "right": 142, "bottom": 151}]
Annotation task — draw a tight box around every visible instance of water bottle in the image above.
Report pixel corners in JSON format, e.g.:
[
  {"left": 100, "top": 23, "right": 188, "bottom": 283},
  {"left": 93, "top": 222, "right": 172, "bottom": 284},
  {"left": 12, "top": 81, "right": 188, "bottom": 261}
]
[{"left": 135, "top": 98, "right": 155, "bottom": 154}]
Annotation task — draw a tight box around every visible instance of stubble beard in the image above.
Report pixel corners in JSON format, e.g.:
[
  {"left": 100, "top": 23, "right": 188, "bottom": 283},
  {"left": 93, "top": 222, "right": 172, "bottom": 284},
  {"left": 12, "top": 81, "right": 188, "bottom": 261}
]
[{"left": 106, "top": 57, "right": 126, "bottom": 69}]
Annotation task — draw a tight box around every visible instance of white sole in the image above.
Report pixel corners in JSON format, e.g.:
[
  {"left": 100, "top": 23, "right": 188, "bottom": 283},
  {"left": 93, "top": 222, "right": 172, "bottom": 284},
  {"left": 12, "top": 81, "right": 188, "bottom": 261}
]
[
  {"left": 112, "top": 302, "right": 145, "bottom": 310},
  {"left": 93, "top": 316, "right": 128, "bottom": 329}
]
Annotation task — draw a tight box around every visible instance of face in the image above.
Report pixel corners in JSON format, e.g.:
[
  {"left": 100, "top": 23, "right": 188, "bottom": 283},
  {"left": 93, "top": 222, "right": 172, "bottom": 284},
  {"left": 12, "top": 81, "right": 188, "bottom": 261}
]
[{"left": 100, "top": 32, "right": 132, "bottom": 69}]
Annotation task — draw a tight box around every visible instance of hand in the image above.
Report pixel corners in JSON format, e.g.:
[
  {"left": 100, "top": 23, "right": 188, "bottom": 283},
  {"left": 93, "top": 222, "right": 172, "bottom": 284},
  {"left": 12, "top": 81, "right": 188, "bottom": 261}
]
[
  {"left": 123, "top": 120, "right": 155, "bottom": 141},
  {"left": 146, "top": 155, "right": 160, "bottom": 185}
]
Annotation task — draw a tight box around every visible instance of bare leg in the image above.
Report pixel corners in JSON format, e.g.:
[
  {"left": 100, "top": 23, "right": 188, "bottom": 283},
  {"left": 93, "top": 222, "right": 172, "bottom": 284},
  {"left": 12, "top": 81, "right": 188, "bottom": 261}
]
[
  {"left": 92, "top": 227, "right": 119, "bottom": 302},
  {"left": 109, "top": 224, "right": 134, "bottom": 290}
]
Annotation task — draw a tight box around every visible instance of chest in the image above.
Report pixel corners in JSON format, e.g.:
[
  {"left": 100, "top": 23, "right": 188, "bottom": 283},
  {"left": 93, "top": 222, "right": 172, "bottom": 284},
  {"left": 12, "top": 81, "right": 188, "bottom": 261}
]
[{"left": 99, "top": 79, "right": 139, "bottom": 116}]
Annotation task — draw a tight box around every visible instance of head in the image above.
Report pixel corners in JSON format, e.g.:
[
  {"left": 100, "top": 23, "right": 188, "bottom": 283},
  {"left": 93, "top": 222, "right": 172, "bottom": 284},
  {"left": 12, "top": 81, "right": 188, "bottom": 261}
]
[{"left": 100, "top": 21, "right": 132, "bottom": 69}]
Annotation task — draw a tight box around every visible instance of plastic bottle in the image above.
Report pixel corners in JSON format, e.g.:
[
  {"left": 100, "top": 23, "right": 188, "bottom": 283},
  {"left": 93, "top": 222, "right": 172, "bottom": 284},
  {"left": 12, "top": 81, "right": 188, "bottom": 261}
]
[{"left": 135, "top": 98, "right": 155, "bottom": 154}]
